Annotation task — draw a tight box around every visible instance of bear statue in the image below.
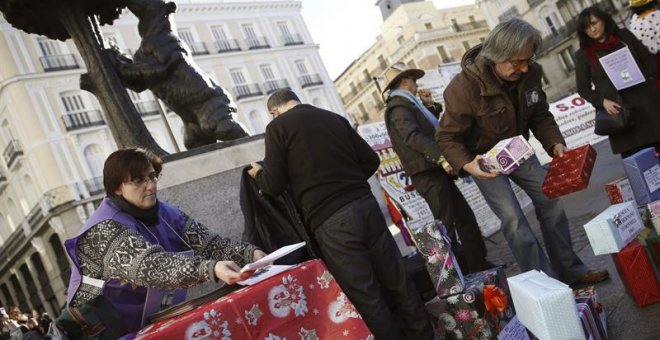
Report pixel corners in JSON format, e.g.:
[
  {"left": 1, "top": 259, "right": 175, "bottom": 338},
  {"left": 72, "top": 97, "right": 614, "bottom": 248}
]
[{"left": 110, "top": 0, "right": 249, "bottom": 149}]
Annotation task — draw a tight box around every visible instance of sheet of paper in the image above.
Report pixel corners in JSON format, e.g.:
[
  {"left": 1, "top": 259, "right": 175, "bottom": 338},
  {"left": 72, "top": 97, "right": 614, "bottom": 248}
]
[
  {"left": 240, "top": 241, "right": 306, "bottom": 273},
  {"left": 598, "top": 46, "right": 645, "bottom": 90},
  {"left": 238, "top": 265, "right": 293, "bottom": 285}
]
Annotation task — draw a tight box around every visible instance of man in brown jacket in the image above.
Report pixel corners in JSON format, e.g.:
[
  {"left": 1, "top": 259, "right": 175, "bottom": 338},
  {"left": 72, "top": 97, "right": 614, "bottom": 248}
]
[{"left": 436, "top": 19, "right": 608, "bottom": 286}]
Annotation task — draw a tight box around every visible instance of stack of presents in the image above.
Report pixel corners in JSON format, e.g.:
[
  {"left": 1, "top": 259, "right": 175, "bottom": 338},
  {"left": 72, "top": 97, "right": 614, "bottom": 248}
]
[{"left": 406, "top": 136, "right": 660, "bottom": 339}]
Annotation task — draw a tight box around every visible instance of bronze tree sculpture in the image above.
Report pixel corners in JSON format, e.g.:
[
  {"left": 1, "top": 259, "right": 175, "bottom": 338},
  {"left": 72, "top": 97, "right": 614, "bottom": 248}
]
[
  {"left": 0, "top": 0, "right": 168, "bottom": 155},
  {"left": 110, "top": 0, "right": 250, "bottom": 149}
]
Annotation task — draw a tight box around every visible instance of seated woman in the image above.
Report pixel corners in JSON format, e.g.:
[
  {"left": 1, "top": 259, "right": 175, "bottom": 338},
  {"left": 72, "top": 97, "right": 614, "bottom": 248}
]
[{"left": 62, "top": 147, "right": 265, "bottom": 336}]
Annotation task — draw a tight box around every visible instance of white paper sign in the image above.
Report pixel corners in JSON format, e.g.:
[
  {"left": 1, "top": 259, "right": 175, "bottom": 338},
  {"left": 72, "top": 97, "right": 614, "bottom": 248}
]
[
  {"left": 240, "top": 242, "right": 305, "bottom": 273},
  {"left": 598, "top": 46, "right": 645, "bottom": 90},
  {"left": 643, "top": 164, "right": 660, "bottom": 193},
  {"left": 238, "top": 265, "right": 292, "bottom": 286},
  {"left": 497, "top": 316, "right": 530, "bottom": 340}
]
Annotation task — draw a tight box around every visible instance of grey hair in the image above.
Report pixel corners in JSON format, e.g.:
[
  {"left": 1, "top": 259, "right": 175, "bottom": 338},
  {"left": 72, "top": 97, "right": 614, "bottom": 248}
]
[
  {"left": 479, "top": 18, "right": 541, "bottom": 63},
  {"left": 266, "top": 89, "right": 300, "bottom": 111}
]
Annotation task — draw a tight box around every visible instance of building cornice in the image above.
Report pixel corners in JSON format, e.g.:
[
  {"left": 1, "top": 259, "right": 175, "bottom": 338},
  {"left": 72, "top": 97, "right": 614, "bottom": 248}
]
[{"left": 0, "top": 70, "right": 82, "bottom": 95}]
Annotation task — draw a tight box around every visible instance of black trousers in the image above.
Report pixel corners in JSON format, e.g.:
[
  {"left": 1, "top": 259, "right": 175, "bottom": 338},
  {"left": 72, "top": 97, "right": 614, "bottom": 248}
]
[
  {"left": 411, "top": 169, "right": 489, "bottom": 274},
  {"left": 313, "top": 194, "right": 433, "bottom": 340}
]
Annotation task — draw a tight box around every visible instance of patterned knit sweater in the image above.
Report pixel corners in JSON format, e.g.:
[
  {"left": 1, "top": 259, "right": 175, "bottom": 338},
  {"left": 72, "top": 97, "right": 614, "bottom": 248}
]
[{"left": 71, "top": 213, "right": 257, "bottom": 306}]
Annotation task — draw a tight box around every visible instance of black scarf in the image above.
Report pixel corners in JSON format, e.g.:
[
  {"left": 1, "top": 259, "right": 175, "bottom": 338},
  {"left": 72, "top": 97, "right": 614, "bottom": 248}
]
[{"left": 109, "top": 196, "right": 160, "bottom": 226}]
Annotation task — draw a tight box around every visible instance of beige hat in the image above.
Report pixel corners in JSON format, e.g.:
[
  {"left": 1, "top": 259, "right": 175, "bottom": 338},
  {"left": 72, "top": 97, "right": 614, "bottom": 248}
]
[
  {"left": 630, "top": 0, "right": 653, "bottom": 7},
  {"left": 381, "top": 62, "right": 425, "bottom": 95}
]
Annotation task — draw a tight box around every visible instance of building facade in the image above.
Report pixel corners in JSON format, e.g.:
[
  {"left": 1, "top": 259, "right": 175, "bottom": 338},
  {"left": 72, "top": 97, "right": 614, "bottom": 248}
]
[
  {"left": 476, "top": 0, "right": 630, "bottom": 102},
  {"left": 335, "top": 1, "right": 489, "bottom": 124},
  {"left": 0, "top": 0, "right": 343, "bottom": 315}
]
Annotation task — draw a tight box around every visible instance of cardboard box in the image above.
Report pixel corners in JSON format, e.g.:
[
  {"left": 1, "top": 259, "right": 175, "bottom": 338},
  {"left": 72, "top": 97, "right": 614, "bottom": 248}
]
[
  {"left": 507, "top": 270, "right": 584, "bottom": 340},
  {"left": 542, "top": 144, "right": 597, "bottom": 199},
  {"left": 604, "top": 177, "right": 636, "bottom": 205},
  {"left": 583, "top": 201, "right": 644, "bottom": 255},
  {"left": 622, "top": 147, "right": 660, "bottom": 205},
  {"left": 611, "top": 240, "right": 660, "bottom": 307},
  {"left": 480, "top": 136, "right": 535, "bottom": 175}
]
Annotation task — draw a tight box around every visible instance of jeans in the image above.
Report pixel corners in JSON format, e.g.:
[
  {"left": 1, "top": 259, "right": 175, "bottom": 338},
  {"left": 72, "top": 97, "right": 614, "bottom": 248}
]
[
  {"left": 314, "top": 194, "right": 433, "bottom": 340},
  {"left": 473, "top": 155, "right": 588, "bottom": 283}
]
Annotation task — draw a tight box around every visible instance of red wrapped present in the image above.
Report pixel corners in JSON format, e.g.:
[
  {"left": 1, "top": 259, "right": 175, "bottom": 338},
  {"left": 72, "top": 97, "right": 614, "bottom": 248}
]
[
  {"left": 135, "top": 260, "right": 373, "bottom": 339},
  {"left": 604, "top": 177, "right": 636, "bottom": 205},
  {"left": 611, "top": 240, "right": 660, "bottom": 307},
  {"left": 542, "top": 144, "right": 597, "bottom": 198}
]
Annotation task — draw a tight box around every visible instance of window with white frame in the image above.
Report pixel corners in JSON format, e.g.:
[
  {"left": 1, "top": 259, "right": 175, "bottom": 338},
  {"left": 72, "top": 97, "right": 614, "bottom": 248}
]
[
  {"left": 128, "top": 90, "right": 158, "bottom": 116},
  {"left": 211, "top": 25, "right": 238, "bottom": 52},
  {"left": 178, "top": 28, "right": 207, "bottom": 54},
  {"left": 558, "top": 47, "right": 576, "bottom": 73},
  {"left": 243, "top": 23, "right": 267, "bottom": 48},
  {"left": 260, "top": 65, "right": 276, "bottom": 81},
  {"left": 60, "top": 91, "right": 103, "bottom": 130},
  {"left": 84, "top": 144, "right": 105, "bottom": 178},
  {"left": 295, "top": 60, "right": 309, "bottom": 76},
  {"left": 230, "top": 68, "right": 248, "bottom": 85},
  {"left": 37, "top": 38, "right": 77, "bottom": 71}
]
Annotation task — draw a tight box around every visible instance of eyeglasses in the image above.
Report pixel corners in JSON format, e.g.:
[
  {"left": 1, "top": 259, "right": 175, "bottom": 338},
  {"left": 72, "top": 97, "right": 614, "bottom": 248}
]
[
  {"left": 585, "top": 19, "right": 603, "bottom": 30},
  {"left": 507, "top": 54, "right": 537, "bottom": 69},
  {"left": 128, "top": 171, "right": 161, "bottom": 186}
]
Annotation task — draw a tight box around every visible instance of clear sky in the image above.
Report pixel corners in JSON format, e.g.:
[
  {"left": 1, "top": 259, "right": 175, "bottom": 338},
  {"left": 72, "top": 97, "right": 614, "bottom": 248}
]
[{"left": 301, "top": 0, "right": 477, "bottom": 80}]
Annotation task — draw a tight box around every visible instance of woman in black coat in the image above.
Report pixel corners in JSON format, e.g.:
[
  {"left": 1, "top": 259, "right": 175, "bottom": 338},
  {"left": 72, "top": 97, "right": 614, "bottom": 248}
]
[{"left": 575, "top": 6, "right": 660, "bottom": 157}]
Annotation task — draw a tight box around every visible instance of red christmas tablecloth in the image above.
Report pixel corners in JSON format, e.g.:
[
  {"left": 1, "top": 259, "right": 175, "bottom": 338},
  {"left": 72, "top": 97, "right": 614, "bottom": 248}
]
[{"left": 135, "top": 259, "right": 374, "bottom": 339}]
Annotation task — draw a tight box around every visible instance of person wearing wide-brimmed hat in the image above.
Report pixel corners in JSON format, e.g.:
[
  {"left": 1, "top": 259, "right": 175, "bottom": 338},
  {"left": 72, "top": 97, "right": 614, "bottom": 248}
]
[{"left": 382, "top": 62, "right": 492, "bottom": 274}]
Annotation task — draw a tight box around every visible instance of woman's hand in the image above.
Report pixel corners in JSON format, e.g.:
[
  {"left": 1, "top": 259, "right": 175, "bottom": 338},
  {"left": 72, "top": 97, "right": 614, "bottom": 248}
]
[
  {"left": 253, "top": 249, "right": 267, "bottom": 261},
  {"left": 214, "top": 261, "right": 245, "bottom": 285},
  {"left": 603, "top": 98, "right": 621, "bottom": 115}
]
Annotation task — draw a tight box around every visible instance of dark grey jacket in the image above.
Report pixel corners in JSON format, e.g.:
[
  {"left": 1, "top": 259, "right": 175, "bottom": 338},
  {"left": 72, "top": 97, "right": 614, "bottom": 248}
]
[{"left": 384, "top": 96, "right": 444, "bottom": 176}]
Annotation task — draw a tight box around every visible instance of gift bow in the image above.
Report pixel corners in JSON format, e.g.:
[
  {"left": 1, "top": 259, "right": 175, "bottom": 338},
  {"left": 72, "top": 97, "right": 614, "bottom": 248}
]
[{"left": 483, "top": 285, "right": 508, "bottom": 318}]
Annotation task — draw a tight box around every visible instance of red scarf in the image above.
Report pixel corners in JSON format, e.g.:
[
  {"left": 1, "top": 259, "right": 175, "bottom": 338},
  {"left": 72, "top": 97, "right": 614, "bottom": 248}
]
[{"left": 584, "top": 34, "right": 622, "bottom": 68}]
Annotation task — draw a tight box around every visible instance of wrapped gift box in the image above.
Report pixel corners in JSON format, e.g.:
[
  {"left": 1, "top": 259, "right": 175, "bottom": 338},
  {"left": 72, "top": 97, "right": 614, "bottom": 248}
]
[
  {"left": 574, "top": 286, "right": 608, "bottom": 340},
  {"left": 542, "top": 145, "right": 597, "bottom": 198},
  {"left": 604, "top": 177, "right": 636, "bottom": 205},
  {"left": 425, "top": 289, "right": 493, "bottom": 339},
  {"left": 479, "top": 135, "right": 535, "bottom": 175},
  {"left": 611, "top": 239, "right": 660, "bottom": 307},
  {"left": 411, "top": 221, "right": 465, "bottom": 297},
  {"left": 622, "top": 147, "right": 660, "bottom": 205},
  {"left": 649, "top": 200, "right": 660, "bottom": 234},
  {"left": 496, "top": 316, "right": 530, "bottom": 340},
  {"left": 583, "top": 201, "right": 644, "bottom": 255},
  {"left": 464, "top": 267, "right": 516, "bottom": 334},
  {"left": 507, "top": 270, "right": 584, "bottom": 340}
]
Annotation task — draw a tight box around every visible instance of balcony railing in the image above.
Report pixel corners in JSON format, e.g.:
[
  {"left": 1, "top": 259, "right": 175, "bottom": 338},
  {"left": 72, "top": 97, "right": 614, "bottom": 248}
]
[
  {"left": 3, "top": 139, "right": 24, "bottom": 169},
  {"left": 299, "top": 74, "right": 323, "bottom": 88},
  {"left": 215, "top": 39, "right": 241, "bottom": 53},
  {"left": 62, "top": 110, "right": 106, "bottom": 131},
  {"left": 541, "top": 17, "right": 577, "bottom": 50},
  {"left": 84, "top": 176, "right": 104, "bottom": 196},
  {"left": 263, "top": 79, "right": 291, "bottom": 94},
  {"left": 39, "top": 54, "right": 80, "bottom": 72},
  {"left": 187, "top": 41, "right": 209, "bottom": 55},
  {"left": 246, "top": 36, "right": 270, "bottom": 50},
  {"left": 134, "top": 101, "right": 159, "bottom": 117},
  {"left": 282, "top": 34, "right": 304, "bottom": 46},
  {"left": 233, "top": 84, "right": 263, "bottom": 100},
  {"left": 453, "top": 20, "right": 489, "bottom": 32}
]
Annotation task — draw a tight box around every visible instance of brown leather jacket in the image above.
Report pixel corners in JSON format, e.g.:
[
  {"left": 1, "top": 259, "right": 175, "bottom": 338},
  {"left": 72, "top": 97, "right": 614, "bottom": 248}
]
[{"left": 436, "top": 45, "right": 565, "bottom": 172}]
